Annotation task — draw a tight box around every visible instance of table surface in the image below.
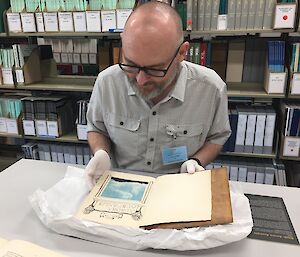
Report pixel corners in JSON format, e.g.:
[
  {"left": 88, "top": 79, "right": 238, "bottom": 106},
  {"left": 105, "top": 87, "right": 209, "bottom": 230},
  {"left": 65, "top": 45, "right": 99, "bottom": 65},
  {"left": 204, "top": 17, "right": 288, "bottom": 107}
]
[{"left": 0, "top": 159, "right": 299, "bottom": 257}]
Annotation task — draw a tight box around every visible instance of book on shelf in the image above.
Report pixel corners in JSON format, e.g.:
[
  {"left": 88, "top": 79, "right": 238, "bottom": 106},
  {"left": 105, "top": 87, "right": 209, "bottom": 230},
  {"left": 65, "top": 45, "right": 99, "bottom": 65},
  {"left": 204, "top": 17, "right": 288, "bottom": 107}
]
[
  {"left": 197, "top": 0, "right": 205, "bottom": 31},
  {"left": 76, "top": 167, "right": 233, "bottom": 229},
  {"left": 226, "top": 40, "right": 245, "bottom": 83},
  {"left": 210, "top": 157, "right": 277, "bottom": 185},
  {"left": 0, "top": 237, "right": 67, "bottom": 257}
]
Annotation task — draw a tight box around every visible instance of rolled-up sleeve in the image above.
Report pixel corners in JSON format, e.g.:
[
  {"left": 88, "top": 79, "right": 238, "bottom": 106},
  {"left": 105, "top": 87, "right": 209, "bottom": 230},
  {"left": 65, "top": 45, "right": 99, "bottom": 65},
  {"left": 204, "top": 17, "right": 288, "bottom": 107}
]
[
  {"left": 206, "top": 83, "right": 231, "bottom": 146},
  {"left": 87, "top": 75, "right": 108, "bottom": 136}
]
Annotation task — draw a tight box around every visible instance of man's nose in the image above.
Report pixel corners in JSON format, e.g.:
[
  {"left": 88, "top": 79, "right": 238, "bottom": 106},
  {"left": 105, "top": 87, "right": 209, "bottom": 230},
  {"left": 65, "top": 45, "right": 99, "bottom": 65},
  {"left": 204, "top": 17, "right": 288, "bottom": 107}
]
[{"left": 136, "top": 70, "right": 150, "bottom": 86}]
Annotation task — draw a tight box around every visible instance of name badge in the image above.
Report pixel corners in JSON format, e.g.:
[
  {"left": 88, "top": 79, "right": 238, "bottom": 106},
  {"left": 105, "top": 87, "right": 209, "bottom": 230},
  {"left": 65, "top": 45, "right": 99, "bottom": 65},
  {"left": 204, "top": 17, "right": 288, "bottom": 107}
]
[{"left": 162, "top": 146, "right": 188, "bottom": 165}]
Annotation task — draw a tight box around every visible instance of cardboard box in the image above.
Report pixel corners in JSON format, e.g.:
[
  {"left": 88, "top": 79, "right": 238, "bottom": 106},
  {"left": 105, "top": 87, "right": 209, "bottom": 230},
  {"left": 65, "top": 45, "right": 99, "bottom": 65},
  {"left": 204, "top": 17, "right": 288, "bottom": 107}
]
[
  {"left": 77, "top": 124, "right": 87, "bottom": 140},
  {"left": 101, "top": 10, "right": 116, "bottom": 32},
  {"left": 58, "top": 12, "right": 74, "bottom": 32},
  {"left": 274, "top": 3, "right": 296, "bottom": 29},
  {"left": 290, "top": 72, "right": 300, "bottom": 95},
  {"left": 264, "top": 68, "right": 287, "bottom": 94},
  {"left": 283, "top": 136, "right": 300, "bottom": 157},
  {"left": 35, "top": 12, "right": 45, "bottom": 32},
  {"left": 116, "top": 9, "right": 132, "bottom": 30},
  {"left": 6, "top": 9, "right": 22, "bottom": 33},
  {"left": 73, "top": 12, "right": 87, "bottom": 32},
  {"left": 86, "top": 11, "right": 101, "bottom": 32},
  {"left": 20, "top": 12, "right": 36, "bottom": 32},
  {"left": 43, "top": 12, "right": 59, "bottom": 32},
  {"left": 15, "top": 48, "right": 42, "bottom": 85}
]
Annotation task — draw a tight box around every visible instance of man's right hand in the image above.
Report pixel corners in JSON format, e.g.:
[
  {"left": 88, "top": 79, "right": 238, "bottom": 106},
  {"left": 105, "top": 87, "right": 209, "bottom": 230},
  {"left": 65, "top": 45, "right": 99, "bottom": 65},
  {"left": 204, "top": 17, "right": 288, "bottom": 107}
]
[{"left": 85, "top": 149, "right": 111, "bottom": 190}]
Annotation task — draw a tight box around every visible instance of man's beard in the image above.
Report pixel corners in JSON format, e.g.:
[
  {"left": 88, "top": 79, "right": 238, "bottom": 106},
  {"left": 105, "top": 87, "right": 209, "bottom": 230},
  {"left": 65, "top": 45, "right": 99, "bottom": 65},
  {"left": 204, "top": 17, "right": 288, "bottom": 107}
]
[{"left": 128, "top": 64, "right": 180, "bottom": 102}]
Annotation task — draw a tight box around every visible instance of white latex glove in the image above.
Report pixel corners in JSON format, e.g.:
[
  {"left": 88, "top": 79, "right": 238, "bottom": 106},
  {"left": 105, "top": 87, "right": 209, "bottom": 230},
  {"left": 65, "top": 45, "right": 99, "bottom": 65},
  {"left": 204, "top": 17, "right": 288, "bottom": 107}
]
[
  {"left": 180, "top": 159, "right": 205, "bottom": 174},
  {"left": 85, "top": 149, "right": 111, "bottom": 189}
]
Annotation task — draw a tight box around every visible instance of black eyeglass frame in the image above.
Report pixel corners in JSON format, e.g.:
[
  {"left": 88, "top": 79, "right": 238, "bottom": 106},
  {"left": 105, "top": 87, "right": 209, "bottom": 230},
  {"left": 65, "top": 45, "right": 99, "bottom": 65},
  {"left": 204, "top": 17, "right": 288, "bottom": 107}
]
[{"left": 118, "top": 43, "right": 183, "bottom": 78}]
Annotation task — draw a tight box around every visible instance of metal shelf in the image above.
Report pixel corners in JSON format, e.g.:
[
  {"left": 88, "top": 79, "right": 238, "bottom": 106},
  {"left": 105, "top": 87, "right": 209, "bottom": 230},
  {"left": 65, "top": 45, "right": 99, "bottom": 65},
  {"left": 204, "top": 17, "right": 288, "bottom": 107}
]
[
  {"left": 5, "top": 28, "right": 295, "bottom": 39},
  {"left": 1, "top": 80, "right": 286, "bottom": 97},
  {"left": 287, "top": 93, "right": 300, "bottom": 99},
  {"left": 279, "top": 156, "right": 300, "bottom": 161},
  {"left": 16, "top": 76, "right": 95, "bottom": 92},
  {"left": 220, "top": 151, "right": 276, "bottom": 159},
  {"left": 8, "top": 31, "right": 121, "bottom": 38},
  {"left": 190, "top": 28, "right": 294, "bottom": 39},
  {"left": 0, "top": 133, "right": 22, "bottom": 139},
  {"left": 24, "top": 130, "right": 87, "bottom": 144},
  {"left": 227, "top": 82, "right": 285, "bottom": 98},
  {"left": 0, "top": 85, "right": 16, "bottom": 90},
  {"left": 0, "top": 131, "right": 87, "bottom": 144}
]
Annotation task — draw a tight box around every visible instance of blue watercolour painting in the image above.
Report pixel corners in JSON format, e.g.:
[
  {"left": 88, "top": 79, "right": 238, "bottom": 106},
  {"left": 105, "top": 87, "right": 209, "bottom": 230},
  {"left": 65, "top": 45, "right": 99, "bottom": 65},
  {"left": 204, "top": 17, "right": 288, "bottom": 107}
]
[{"left": 100, "top": 177, "right": 148, "bottom": 201}]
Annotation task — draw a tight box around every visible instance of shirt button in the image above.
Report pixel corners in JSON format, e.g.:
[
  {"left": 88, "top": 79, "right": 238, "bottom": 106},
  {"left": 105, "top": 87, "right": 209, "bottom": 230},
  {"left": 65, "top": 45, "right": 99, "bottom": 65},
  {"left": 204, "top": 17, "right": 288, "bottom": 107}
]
[
  {"left": 184, "top": 130, "right": 187, "bottom": 134},
  {"left": 152, "top": 111, "right": 156, "bottom": 116},
  {"left": 120, "top": 121, "right": 124, "bottom": 125},
  {"left": 147, "top": 161, "right": 151, "bottom": 165},
  {"left": 150, "top": 138, "right": 154, "bottom": 142}
]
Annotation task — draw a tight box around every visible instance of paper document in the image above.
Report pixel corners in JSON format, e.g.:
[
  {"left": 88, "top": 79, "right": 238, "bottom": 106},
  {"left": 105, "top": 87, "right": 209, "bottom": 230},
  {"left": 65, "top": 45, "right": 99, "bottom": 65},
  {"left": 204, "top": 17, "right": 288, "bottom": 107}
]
[{"left": 0, "top": 238, "right": 67, "bottom": 257}]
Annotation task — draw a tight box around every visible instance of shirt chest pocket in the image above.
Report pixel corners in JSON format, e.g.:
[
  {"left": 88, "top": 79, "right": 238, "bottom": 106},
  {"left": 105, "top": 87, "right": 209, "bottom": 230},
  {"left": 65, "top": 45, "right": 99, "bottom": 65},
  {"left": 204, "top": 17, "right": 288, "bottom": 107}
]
[
  {"left": 106, "top": 113, "right": 141, "bottom": 155},
  {"left": 164, "top": 123, "right": 205, "bottom": 155}
]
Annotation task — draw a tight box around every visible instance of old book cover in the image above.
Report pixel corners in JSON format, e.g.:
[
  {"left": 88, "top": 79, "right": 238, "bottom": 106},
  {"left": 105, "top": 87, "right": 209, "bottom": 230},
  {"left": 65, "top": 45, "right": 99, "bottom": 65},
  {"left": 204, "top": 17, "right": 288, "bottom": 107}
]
[
  {"left": 145, "top": 167, "right": 233, "bottom": 229},
  {"left": 76, "top": 170, "right": 213, "bottom": 228},
  {"left": 0, "top": 238, "right": 67, "bottom": 257}
]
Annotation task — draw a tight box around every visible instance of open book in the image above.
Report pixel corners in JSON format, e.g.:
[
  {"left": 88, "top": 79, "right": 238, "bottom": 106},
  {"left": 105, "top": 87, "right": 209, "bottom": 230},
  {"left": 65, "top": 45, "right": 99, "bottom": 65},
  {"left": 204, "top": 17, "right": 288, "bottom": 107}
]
[
  {"left": 76, "top": 169, "right": 213, "bottom": 228},
  {"left": 0, "top": 238, "right": 68, "bottom": 257}
]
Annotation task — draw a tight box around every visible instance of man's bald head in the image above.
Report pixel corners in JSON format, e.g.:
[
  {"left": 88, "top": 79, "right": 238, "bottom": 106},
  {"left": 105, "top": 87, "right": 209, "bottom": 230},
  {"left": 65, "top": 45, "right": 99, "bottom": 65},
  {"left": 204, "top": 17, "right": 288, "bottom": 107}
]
[{"left": 122, "top": 1, "right": 183, "bottom": 48}]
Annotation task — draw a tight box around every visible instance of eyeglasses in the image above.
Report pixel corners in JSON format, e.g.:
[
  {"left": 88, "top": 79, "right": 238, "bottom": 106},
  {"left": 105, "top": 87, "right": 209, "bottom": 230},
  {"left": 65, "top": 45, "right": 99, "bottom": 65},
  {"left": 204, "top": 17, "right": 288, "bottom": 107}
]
[{"left": 118, "top": 44, "right": 182, "bottom": 78}]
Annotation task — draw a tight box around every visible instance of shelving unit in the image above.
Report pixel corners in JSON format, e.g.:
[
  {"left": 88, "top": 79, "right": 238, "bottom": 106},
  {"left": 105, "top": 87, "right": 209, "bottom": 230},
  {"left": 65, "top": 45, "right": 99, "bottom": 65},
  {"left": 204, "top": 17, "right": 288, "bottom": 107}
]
[
  {"left": 190, "top": 28, "right": 294, "bottom": 38},
  {"left": 16, "top": 76, "right": 95, "bottom": 92},
  {"left": 1, "top": 0, "right": 299, "bottom": 182},
  {"left": 8, "top": 32, "right": 121, "bottom": 38},
  {"left": 24, "top": 131, "right": 87, "bottom": 144},
  {"left": 227, "top": 83, "right": 285, "bottom": 98},
  {"left": 221, "top": 151, "right": 276, "bottom": 159}
]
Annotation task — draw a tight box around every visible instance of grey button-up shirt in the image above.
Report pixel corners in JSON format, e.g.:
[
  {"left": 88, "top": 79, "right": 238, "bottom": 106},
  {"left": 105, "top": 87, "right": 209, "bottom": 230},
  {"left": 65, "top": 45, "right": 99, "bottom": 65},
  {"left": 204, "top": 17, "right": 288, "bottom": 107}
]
[{"left": 87, "top": 61, "right": 231, "bottom": 174}]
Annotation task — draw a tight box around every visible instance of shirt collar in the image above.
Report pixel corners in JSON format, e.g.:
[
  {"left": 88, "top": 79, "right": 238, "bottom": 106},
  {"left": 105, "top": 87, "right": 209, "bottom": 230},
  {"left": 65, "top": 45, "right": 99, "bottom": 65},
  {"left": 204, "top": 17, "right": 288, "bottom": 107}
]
[
  {"left": 169, "top": 62, "right": 187, "bottom": 102},
  {"left": 125, "top": 62, "right": 187, "bottom": 102}
]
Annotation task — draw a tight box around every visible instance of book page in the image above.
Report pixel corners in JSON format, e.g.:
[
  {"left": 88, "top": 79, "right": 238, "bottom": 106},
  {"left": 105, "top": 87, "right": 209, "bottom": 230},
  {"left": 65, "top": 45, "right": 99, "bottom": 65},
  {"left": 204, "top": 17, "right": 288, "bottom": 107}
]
[
  {"left": 140, "top": 170, "right": 212, "bottom": 227},
  {"left": 0, "top": 238, "right": 8, "bottom": 249},
  {"left": 76, "top": 171, "right": 156, "bottom": 228},
  {"left": 0, "top": 240, "right": 67, "bottom": 257}
]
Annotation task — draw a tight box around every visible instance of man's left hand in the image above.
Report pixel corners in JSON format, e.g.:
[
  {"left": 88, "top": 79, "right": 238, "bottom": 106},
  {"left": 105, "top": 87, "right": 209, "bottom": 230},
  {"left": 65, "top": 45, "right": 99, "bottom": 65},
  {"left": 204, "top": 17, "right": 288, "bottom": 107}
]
[{"left": 180, "top": 159, "right": 205, "bottom": 174}]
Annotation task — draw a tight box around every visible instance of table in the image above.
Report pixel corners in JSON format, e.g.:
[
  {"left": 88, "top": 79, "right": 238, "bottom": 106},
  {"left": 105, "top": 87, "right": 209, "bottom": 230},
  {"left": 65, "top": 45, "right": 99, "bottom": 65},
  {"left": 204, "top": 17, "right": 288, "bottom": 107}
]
[{"left": 0, "top": 159, "right": 299, "bottom": 256}]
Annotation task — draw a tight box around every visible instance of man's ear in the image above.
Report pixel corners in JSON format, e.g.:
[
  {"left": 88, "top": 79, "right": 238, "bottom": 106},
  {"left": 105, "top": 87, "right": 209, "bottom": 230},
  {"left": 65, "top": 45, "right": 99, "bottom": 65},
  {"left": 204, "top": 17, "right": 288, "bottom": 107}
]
[{"left": 178, "top": 41, "right": 190, "bottom": 62}]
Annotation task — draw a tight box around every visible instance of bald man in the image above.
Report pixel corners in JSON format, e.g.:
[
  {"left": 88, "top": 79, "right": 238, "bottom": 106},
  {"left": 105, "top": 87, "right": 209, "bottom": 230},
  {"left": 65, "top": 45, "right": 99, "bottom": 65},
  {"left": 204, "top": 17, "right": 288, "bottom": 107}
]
[{"left": 85, "top": 1, "right": 231, "bottom": 189}]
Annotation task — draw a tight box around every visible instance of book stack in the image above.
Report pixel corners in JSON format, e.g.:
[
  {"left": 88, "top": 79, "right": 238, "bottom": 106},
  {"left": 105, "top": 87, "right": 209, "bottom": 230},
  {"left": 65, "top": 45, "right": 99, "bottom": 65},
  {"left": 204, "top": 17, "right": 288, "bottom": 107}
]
[
  {"left": 279, "top": 101, "right": 300, "bottom": 158},
  {"left": 76, "top": 99, "right": 89, "bottom": 140},
  {"left": 21, "top": 95, "right": 75, "bottom": 138},
  {"left": 41, "top": 143, "right": 91, "bottom": 165},
  {"left": 0, "top": 44, "right": 41, "bottom": 86},
  {"left": 207, "top": 156, "right": 286, "bottom": 185},
  {"left": 7, "top": 0, "right": 135, "bottom": 33},
  {"left": 183, "top": 0, "right": 282, "bottom": 31},
  {"left": 22, "top": 142, "right": 92, "bottom": 165},
  {"left": 267, "top": 41, "right": 285, "bottom": 73},
  {"left": 223, "top": 105, "right": 276, "bottom": 154},
  {"left": 0, "top": 96, "right": 23, "bottom": 135},
  {"left": 38, "top": 38, "right": 98, "bottom": 76},
  {"left": 264, "top": 40, "right": 287, "bottom": 93},
  {"left": 186, "top": 38, "right": 267, "bottom": 84}
]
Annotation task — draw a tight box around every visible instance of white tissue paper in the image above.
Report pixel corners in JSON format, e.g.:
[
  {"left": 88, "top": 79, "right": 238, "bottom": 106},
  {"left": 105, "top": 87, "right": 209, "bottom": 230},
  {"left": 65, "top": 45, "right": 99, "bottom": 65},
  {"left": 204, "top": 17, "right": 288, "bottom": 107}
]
[{"left": 29, "top": 166, "right": 253, "bottom": 251}]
